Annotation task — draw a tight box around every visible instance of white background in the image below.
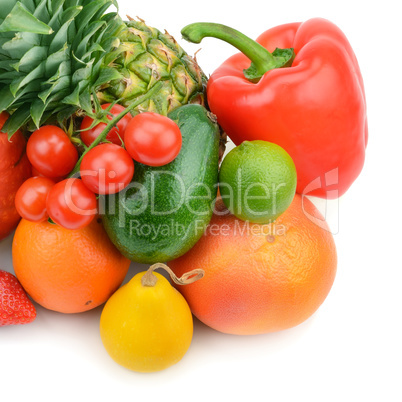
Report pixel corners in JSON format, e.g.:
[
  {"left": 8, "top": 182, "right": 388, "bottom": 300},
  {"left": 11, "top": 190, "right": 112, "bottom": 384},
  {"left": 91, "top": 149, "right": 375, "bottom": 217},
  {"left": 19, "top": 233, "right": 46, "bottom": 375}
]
[{"left": 1, "top": 0, "right": 401, "bottom": 401}]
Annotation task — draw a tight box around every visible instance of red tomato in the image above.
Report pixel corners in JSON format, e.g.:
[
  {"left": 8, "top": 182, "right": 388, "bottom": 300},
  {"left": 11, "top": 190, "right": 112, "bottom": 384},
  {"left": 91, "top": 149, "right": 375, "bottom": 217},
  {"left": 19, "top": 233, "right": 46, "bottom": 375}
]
[
  {"left": 46, "top": 178, "right": 97, "bottom": 230},
  {"left": 124, "top": 112, "right": 182, "bottom": 167},
  {"left": 80, "top": 104, "right": 131, "bottom": 146},
  {"left": 27, "top": 126, "right": 78, "bottom": 178},
  {"left": 15, "top": 177, "right": 55, "bottom": 222},
  {"left": 80, "top": 144, "right": 134, "bottom": 195},
  {"left": 31, "top": 166, "right": 65, "bottom": 183}
]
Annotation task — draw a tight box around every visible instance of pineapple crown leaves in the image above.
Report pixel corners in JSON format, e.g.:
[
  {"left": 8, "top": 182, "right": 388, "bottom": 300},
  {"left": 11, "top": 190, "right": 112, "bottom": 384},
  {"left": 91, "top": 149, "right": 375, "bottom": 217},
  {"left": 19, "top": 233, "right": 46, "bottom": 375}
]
[{"left": 0, "top": 0, "right": 124, "bottom": 137}]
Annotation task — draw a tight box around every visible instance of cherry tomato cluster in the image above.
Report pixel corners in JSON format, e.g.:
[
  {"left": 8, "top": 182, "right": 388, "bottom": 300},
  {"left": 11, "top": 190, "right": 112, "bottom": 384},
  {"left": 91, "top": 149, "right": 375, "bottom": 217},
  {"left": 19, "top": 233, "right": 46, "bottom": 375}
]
[{"left": 15, "top": 105, "right": 182, "bottom": 230}]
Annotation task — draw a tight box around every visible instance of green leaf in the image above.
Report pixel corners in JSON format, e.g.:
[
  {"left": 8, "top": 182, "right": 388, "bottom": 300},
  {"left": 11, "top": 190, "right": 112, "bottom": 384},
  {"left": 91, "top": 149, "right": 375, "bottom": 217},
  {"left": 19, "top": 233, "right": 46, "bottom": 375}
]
[
  {"left": 93, "top": 66, "right": 122, "bottom": 87},
  {"left": 0, "top": 60, "right": 19, "bottom": 71},
  {"left": 30, "top": 91, "right": 69, "bottom": 128},
  {"left": 72, "top": 1, "right": 115, "bottom": 48},
  {"left": 60, "top": 5, "right": 82, "bottom": 25},
  {"left": 0, "top": 2, "right": 53, "bottom": 34},
  {"left": 0, "top": 80, "right": 42, "bottom": 112},
  {"left": 99, "top": 13, "right": 121, "bottom": 38},
  {"left": 49, "top": 18, "right": 74, "bottom": 54},
  {"left": 2, "top": 32, "right": 40, "bottom": 58},
  {"left": 31, "top": 96, "right": 51, "bottom": 128},
  {"left": 0, "top": 86, "right": 16, "bottom": 112},
  {"left": 39, "top": 63, "right": 70, "bottom": 102},
  {"left": 32, "top": 0, "right": 50, "bottom": 25},
  {"left": 46, "top": 44, "right": 69, "bottom": 76},
  {"left": 110, "top": 0, "right": 118, "bottom": 11},
  {"left": 71, "top": 63, "right": 93, "bottom": 85},
  {"left": 2, "top": 106, "right": 31, "bottom": 138},
  {"left": 99, "top": 36, "right": 120, "bottom": 58},
  {"left": 62, "top": 85, "right": 80, "bottom": 106},
  {"left": 38, "top": 84, "right": 56, "bottom": 104},
  {"left": 0, "top": 0, "right": 22, "bottom": 19},
  {"left": 71, "top": 51, "right": 89, "bottom": 69},
  {"left": 91, "top": 1, "right": 115, "bottom": 24},
  {"left": 81, "top": 42, "right": 104, "bottom": 62},
  {"left": 0, "top": 32, "right": 15, "bottom": 44},
  {"left": 64, "top": 0, "right": 81, "bottom": 9},
  {"left": 91, "top": 56, "right": 104, "bottom": 82},
  {"left": 0, "top": 70, "right": 20, "bottom": 82},
  {"left": 10, "top": 60, "right": 46, "bottom": 96},
  {"left": 20, "top": 0, "right": 35, "bottom": 13},
  {"left": 45, "top": 59, "right": 70, "bottom": 84},
  {"left": 57, "top": 105, "right": 78, "bottom": 125},
  {"left": 47, "top": 0, "right": 70, "bottom": 31},
  {"left": 79, "top": 90, "right": 92, "bottom": 112},
  {"left": 11, "top": 45, "right": 47, "bottom": 72},
  {"left": 75, "top": 20, "right": 106, "bottom": 59},
  {"left": 74, "top": 1, "right": 106, "bottom": 33},
  {"left": 48, "top": 0, "right": 65, "bottom": 16}
]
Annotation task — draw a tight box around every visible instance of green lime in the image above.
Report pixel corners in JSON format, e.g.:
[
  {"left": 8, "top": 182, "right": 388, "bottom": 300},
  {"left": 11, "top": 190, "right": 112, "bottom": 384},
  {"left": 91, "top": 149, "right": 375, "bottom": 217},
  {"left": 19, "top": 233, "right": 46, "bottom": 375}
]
[{"left": 219, "top": 140, "right": 297, "bottom": 223}]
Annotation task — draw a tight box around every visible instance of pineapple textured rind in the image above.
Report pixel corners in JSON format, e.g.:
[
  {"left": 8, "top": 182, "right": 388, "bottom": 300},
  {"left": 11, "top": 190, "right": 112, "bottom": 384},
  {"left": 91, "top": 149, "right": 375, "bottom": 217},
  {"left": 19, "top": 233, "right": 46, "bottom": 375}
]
[{"left": 97, "top": 19, "right": 206, "bottom": 115}]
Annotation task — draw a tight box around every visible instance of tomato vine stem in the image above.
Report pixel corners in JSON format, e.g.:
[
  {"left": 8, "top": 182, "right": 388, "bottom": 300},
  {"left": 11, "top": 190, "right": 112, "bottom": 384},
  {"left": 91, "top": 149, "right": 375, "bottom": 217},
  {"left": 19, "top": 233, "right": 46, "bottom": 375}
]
[{"left": 69, "top": 81, "right": 164, "bottom": 177}]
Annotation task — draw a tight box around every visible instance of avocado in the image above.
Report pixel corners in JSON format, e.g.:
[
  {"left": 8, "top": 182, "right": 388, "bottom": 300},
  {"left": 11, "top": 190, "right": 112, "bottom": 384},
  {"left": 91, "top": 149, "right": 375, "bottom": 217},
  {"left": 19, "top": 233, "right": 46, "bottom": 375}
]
[{"left": 101, "top": 104, "right": 220, "bottom": 263}]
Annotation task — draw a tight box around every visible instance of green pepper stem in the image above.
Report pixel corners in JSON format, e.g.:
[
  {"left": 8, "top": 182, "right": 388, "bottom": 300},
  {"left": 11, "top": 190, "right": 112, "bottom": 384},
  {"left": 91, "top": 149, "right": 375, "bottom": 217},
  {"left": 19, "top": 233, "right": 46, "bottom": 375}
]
[
  {"left": 182, "top": 23, "right": 274, "bottom": 71},
  {"left": 69, "top": 81, "right": 163, "bottom": 177},
  {"left": 181, "top": 23, "right": 294, "bottom": 82}
]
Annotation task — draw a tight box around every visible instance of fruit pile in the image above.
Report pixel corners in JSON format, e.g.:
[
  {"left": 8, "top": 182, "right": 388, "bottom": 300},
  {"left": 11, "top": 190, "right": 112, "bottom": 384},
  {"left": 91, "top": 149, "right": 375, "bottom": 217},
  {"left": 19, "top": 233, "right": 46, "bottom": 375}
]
[
  {"left": 14, "top": 107, "right": 183, "bottom": 230},
  {"left": 0, "top": 1, "right": 367, "bottom": 373}
]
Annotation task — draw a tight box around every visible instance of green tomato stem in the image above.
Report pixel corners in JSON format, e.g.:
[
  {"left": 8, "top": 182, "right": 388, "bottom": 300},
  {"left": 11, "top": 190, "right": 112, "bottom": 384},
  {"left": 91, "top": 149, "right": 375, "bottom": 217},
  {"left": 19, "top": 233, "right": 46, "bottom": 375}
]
[{"left": 69, "top": 81, "right": 163, "bottom": 177}]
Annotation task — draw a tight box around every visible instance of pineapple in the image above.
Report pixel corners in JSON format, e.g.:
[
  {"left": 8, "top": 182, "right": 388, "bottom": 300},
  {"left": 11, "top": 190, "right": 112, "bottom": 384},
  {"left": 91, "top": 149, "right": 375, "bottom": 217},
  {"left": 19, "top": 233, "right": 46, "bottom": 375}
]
[{"left": 0, "top": 0, "right": 206, "bottom": 135}]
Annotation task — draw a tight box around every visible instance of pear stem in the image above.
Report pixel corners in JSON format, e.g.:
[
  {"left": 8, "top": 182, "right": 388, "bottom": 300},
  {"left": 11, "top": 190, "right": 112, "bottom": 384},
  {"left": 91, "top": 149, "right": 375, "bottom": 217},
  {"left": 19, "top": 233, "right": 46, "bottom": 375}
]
[{"left": 141, "top": 262, "right": 204, "bottom": 287}]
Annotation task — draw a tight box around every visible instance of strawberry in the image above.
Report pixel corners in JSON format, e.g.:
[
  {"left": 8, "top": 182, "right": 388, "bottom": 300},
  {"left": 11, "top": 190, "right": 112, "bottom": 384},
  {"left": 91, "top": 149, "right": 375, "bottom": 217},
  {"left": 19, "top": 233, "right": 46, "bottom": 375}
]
[{"left": 0, "top": 270, "right": 36, "bottom": 326}]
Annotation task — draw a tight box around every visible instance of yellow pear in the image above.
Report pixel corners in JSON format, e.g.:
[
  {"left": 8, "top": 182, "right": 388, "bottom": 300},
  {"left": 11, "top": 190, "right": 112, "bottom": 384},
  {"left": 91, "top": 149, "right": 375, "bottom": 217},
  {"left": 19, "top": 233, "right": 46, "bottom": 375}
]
[{"left": 100, "top": 263, "right": 203, "bottom": 373}]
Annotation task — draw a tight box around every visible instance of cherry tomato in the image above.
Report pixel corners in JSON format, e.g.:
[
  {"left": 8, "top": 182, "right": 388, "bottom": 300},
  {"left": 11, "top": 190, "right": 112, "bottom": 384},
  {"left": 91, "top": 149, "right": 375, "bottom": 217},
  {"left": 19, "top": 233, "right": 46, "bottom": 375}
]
[
  {"left": 31, "top": 166, "right": 65, "bottom": 183},
  {"left": 27, "top": 125, "right": 78, "bottom": 178},
  {"left": 14, "top": 177, "right": 55, "bottom": 222},
  {"left": 80, "top": 144, "right": 134, "bottom": 195},
  {"left": 46, "top": 178, "right": 97, "bottom": 230},
  {"left": 124, "top": 112, "right": 182, "bottom": 167},
  {"left": 80, "top": 104, "right": 132, "bottom": 146}
]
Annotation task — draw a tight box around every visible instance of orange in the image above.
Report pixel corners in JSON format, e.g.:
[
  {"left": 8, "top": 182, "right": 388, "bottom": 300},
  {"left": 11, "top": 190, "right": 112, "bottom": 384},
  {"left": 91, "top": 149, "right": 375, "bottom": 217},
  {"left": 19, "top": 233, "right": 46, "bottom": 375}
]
[
  {"left": 169, "top": 194, "right": 337, "bottom": 335},
  {"left": 12, "top": 218, "right": 130, "bottom": 313}
]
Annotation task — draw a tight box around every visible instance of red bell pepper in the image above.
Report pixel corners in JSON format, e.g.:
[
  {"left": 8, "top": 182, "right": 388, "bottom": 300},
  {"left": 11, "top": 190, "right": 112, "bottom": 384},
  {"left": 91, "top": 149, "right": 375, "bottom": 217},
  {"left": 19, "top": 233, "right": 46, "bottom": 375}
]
[{"left": 182, "top": 18, "right": 368, "bottom": 198}]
